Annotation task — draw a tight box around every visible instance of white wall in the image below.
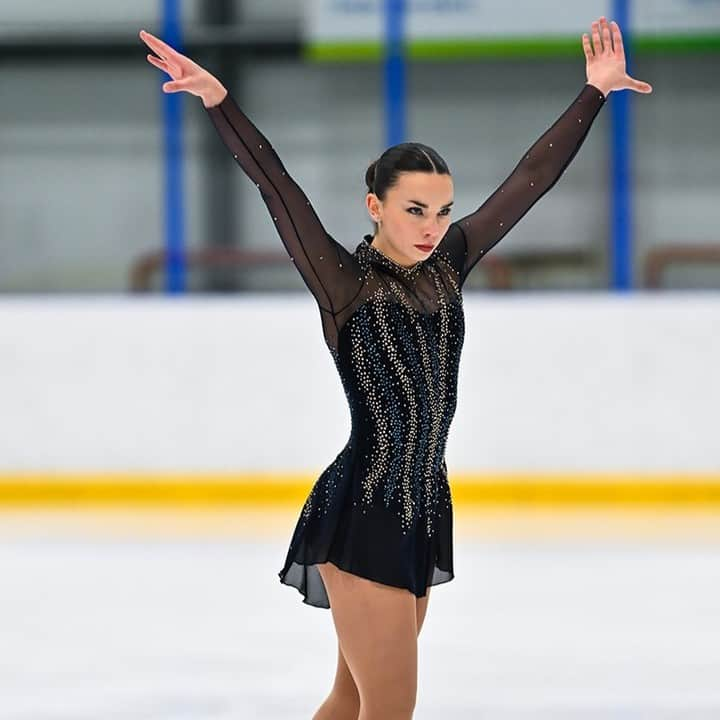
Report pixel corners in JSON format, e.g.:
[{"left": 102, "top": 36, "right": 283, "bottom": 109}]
[{"left": 0, "top": 294, "right": 717, "bottom": 474}]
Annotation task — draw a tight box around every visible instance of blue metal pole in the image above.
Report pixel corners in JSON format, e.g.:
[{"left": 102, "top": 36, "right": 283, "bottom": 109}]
[
  {"left": 384, "top": 0, "right": 407, "bottom": 147},
  {"left": 610, "top": 0, "right": 632, "bottom": 291},
  {"left": 162, "top": 0, "right": 186, "bottom": 293}
]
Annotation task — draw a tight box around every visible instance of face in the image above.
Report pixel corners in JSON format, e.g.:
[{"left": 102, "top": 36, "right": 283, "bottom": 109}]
[{"left": 366, "top": 171, "right": 454, "bottom": 263}]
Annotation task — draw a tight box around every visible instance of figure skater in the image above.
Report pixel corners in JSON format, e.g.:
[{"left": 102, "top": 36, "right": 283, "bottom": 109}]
[{"left": 140, "top": 16, "right": 651, "bottom": 720}]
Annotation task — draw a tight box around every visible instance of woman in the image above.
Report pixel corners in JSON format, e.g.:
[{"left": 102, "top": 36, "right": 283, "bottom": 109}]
[{"left": 141, "top": 17, "right": 651, "bottom": 720}]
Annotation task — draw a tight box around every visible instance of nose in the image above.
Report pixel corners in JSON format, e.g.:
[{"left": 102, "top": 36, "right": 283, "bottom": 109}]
[{"left": 423, "top": 218, "right": 442, "bottom": 241}]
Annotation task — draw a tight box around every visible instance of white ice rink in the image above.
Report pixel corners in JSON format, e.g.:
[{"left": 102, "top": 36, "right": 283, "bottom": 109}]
[{"left": 1, "top": 507, "right": 719, "bottom": 719}]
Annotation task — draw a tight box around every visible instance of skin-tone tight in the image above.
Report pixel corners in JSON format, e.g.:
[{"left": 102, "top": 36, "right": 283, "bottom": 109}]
[{"left": 312, "top": 562, "right": 430, "bottom": 720}]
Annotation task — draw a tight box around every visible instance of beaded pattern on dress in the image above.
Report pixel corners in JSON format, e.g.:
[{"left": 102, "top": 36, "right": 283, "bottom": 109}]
[{"left": 298, "top": 234, "right": 465, "bottom": 538}]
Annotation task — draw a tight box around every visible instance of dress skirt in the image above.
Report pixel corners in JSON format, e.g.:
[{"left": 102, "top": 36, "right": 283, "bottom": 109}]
[{"left": 278, "top": 443, "right": 454, "bottom": 609}]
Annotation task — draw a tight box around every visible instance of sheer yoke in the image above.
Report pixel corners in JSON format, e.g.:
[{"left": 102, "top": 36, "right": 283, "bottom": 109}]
[{"left": 205, "top": 82, "right": 606, "bottom": 607}]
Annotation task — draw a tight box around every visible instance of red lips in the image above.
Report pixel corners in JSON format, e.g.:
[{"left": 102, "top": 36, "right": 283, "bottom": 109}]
[{"left": 414, "top": 244, "right": 434, "bottom": 252}]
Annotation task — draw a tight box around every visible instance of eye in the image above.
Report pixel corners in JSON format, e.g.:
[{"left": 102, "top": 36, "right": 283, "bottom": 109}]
[{"left": 407, "top": 207, "right": 453, "bottom": 216}]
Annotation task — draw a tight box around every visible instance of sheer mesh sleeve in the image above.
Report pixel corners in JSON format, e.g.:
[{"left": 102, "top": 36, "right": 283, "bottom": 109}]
[
  {"left": 437, "top": 82, "right": 607, "bottom": 287},
  {"left": 204, "top": 91, "right": 363, "bottom": 314}
]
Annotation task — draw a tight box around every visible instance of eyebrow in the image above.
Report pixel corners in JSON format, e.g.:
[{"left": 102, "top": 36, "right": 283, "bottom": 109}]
[{"left": 408, "top": 200, "right": 454, "bottom": 209}]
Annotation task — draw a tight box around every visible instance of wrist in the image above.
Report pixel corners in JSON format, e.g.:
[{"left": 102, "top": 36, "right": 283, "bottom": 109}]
[
  {"left": 586, "top": 79, "right": 612, "bottom": 98},
  {"left": 202, "top": 82, "right": 228, "bottom": 109}
]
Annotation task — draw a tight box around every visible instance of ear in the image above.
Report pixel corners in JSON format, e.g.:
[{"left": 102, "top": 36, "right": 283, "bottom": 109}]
[{"left": 365, "top": 192, "right": 381, "bottom": 222}]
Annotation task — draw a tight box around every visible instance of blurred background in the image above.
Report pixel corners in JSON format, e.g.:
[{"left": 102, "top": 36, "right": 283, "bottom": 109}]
[
  {"left": 0, "top": 0, "right": 718, "bottom": 292},
  {"left": 1, "top": 1, "right": 719, "bottom": 718}
]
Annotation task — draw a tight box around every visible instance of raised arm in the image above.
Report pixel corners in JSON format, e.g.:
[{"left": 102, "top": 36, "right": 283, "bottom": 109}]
[
  {"left": 438, "top": 82, "right": 607, "bottom": 286},
  {"left": 139, "top": 30, "right": 362, "bottom": 315},
  {"left": 203, "top": 91, "right": 363, "bottom": 313},
  {"left": 437, "top": 16, "right": 652, "bottom": 287}
]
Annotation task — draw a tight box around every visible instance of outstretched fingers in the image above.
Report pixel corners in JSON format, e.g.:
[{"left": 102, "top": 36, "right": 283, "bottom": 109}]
[
  {"left": 139, "top": 29, "right": 181, "bottom": 65},
  {"left": 146, "top": 53, "right": 169, "bottom": 72},
  {"left": 145, "top": 51, "right": 183, "bottom": 88},
  {"left": 586, "top": 16, "right": 618, "bottom": 58},
  {"left": 139, "top": 30, "right": 165, "bottom": 57},
  {"left": 611, "top": 20, "right": 624, "bottom": 58},
  {"left": 140, "top": 30, "right": 190, "bottom": 90},
  {"left": 591, "top": 19, "right": 603, "bottom": 56},
  {"left": 601, "top": 17, "right": 613, "bottom": 53}
]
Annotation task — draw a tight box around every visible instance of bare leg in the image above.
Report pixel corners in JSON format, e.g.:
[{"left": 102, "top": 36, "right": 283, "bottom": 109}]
[
  {"left": 315, "top": 562, "right": 419, "bottom": 720},
  {"left": 312, "top": 569, "right": 432, "bottom": 720},
  {"left": 311, "top": 639, "right": 361, "bottom": 720},
  {"left": 416, "top": 587, "right": 431, "bottom": 637}
]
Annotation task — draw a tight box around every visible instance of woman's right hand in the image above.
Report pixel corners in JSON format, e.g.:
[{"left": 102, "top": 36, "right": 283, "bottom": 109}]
[{"left": 139, "top": 29, "right": 227, "bottom": 107}]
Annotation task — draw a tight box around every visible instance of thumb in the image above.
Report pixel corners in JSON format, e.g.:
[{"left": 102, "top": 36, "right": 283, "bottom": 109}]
[
  {"left": 163, "top": 80, "right": 188, "bottom": 93},
  {"left": 629, "top": 76, "right": 653, "bottom": 93}
]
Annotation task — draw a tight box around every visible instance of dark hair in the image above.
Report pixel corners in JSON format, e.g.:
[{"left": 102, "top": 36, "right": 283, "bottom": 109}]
[{"left": 365, "top": 142, "right": 451, "bottom": 234}]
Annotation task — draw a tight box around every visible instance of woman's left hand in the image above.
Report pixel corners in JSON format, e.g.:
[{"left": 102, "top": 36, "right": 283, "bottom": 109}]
[{"left": 583, "top": 16, "right": 653, "bottom": 96}]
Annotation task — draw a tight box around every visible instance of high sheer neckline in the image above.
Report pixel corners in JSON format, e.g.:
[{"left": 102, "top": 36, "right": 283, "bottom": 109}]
[{"left": 362, "top": 234, "right": 424, "bottom": 275}]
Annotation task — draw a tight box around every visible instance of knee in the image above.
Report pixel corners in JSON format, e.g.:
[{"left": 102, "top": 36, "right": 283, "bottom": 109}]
[
  {"left": 312, "top": 690, "right": 361, "bottom": 720},
  {"left": 359, "top": 689, "right": 416, "bottom": 719}
]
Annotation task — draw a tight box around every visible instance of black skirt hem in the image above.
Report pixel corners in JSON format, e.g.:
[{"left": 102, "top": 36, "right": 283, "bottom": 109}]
[{"left": 278, "top": 557, "right": 454, "bottom": 610}]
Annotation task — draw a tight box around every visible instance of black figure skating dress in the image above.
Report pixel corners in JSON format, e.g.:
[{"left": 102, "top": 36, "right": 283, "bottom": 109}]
[{"left": 206, "top": 82, "right": 607, "bottom": 608}]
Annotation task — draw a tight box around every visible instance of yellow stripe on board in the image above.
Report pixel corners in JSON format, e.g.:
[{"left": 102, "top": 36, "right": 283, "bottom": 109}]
[{"left": 1, "top": 473, "right": 720, "bottom": 507}]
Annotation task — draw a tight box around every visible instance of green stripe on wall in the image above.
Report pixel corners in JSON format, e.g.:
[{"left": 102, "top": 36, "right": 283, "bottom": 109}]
[
  {"left": 2, "top": 473, "right": 720, "bottom": 507},
  {"left": 304, "top": 33, "right": 720, "bottom": 62}
]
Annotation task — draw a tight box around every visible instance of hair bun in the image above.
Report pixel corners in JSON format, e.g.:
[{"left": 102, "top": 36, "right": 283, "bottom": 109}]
[{"left": 365, "top": 160, "right": 378, "bottom": 193}]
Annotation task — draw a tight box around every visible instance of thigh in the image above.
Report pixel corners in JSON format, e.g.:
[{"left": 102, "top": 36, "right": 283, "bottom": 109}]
[
  {"left": 331, "top": 586, "right": 430, "bottom": 703},
  {"left": 317, "top": 562, "right": 418, "bottom": 716},
  {"left": 416, "top": 587, "right": 431, "bottom": 636}
]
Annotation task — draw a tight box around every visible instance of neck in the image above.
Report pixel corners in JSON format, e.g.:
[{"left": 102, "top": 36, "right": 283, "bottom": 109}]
[{"left": 369, "top": 231, "right": 418, "bottom": 269}]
